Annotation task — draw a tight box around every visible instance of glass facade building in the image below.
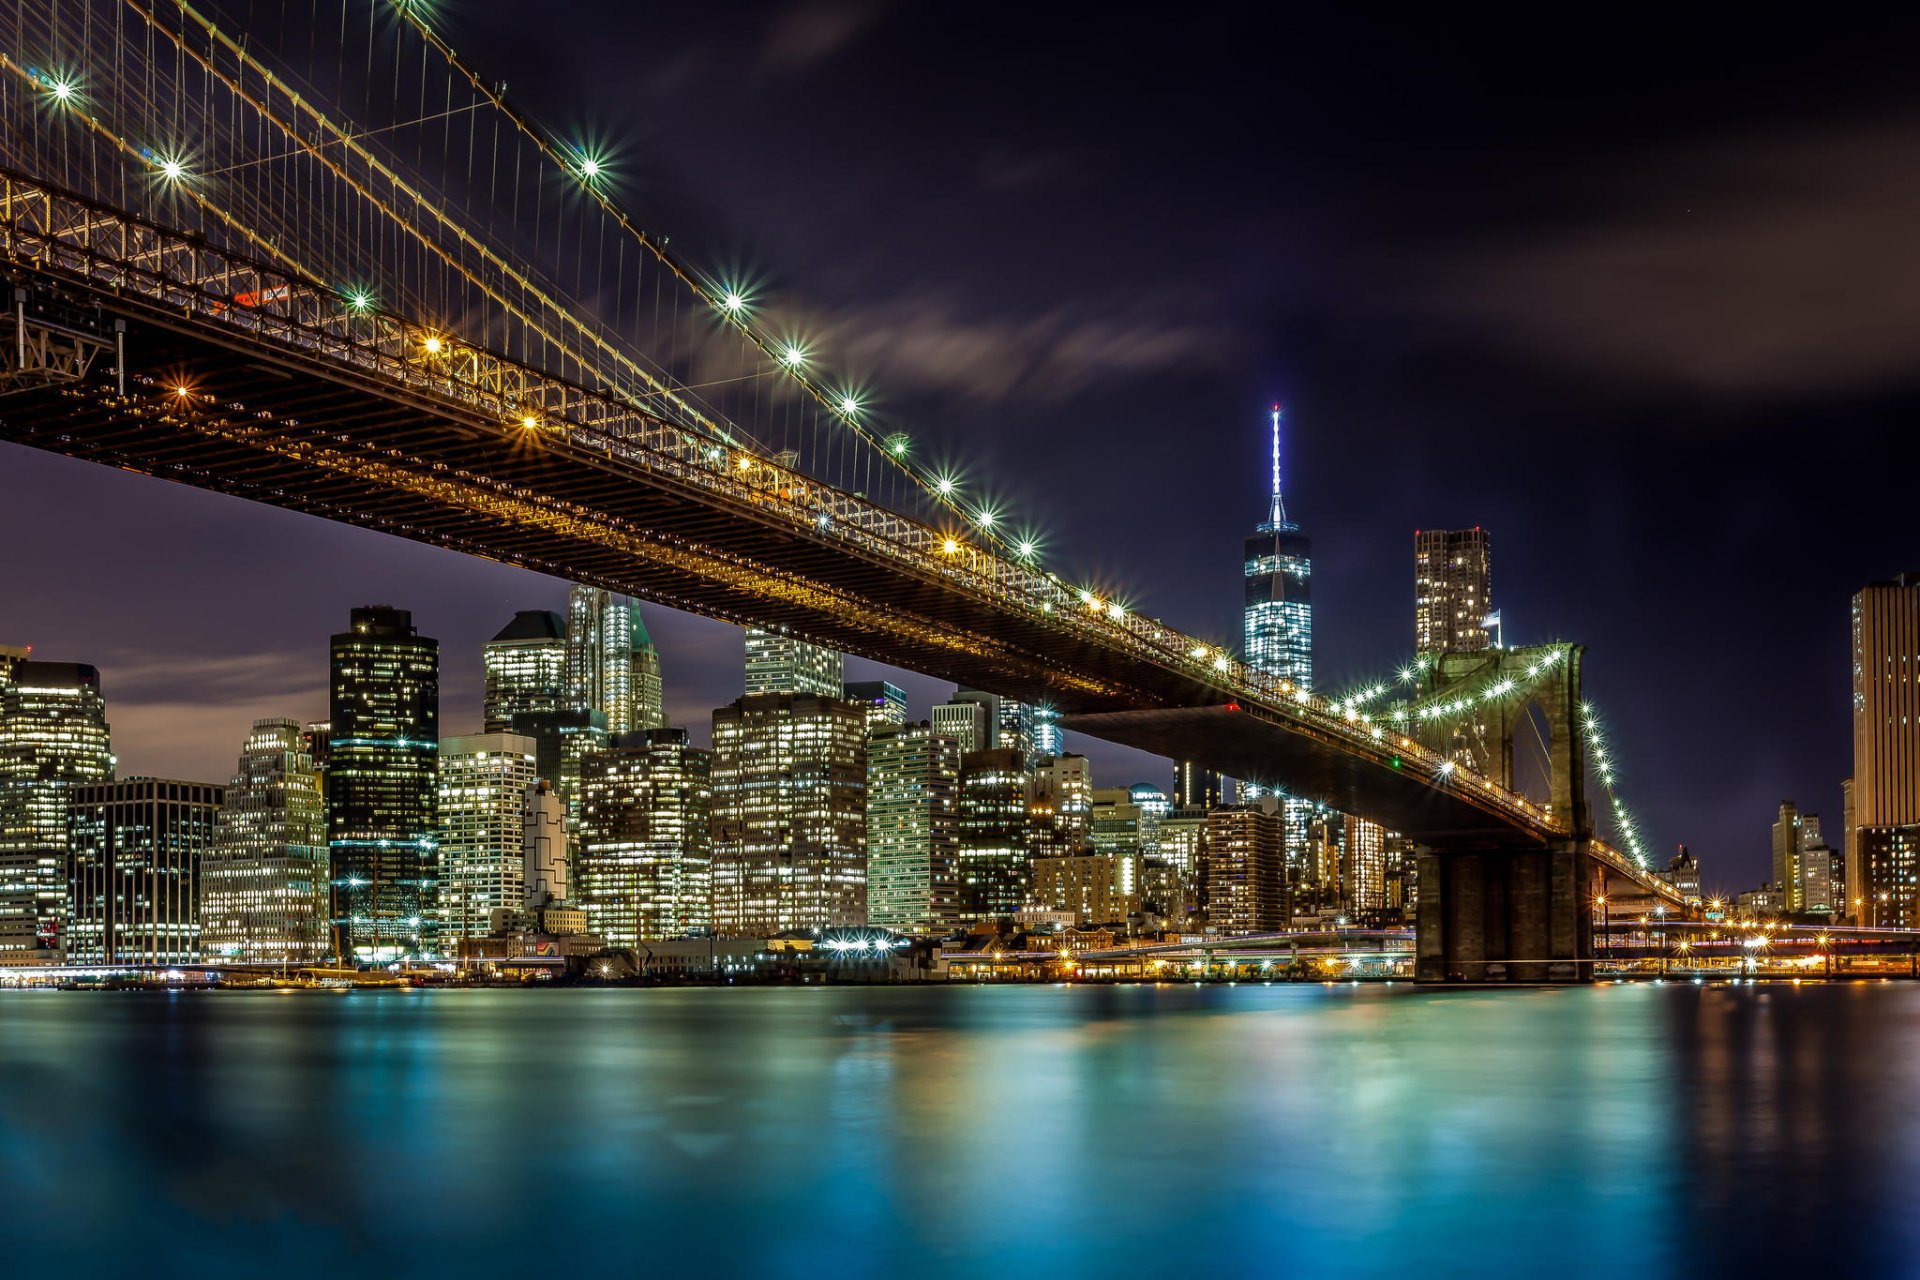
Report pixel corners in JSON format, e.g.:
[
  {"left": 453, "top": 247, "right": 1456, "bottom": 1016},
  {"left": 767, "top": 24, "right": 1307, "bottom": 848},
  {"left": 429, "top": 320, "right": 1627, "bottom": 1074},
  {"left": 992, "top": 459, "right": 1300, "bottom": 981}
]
[
  {"left": 1244, "top": 406, "right": 1313, "bottom": 690},
  {"left": 200, "top": 719, "right": 329, "bottom": 963},
  {"left": 0, "top": 658, "right": 114, "bottom": 956},
  {"left": 710, "top": 693, "right": 866, "bottom": 934},
  {"left": 743, "top": 629, "right": 843, "bottom": 698},
  {"left": 865, "top": 722, "right": 961, "bottom": 933},
  {"left": 482, "top": 610, "right": 568, "bottom": 733},
  {"left": 957, "top": 747, "right": 1030, "bottom": 921},
  {"left": 579, "top": 729, "right": 714, "bottom": 945},
  {"left": 328, "top": 606, "right": 439, "bottom": 961},
  {"left": 67, "top": 778, "right": 222, "bottom": 965},
  {"left": 568, "top": 587, "right": 635, "bottom": 735},
  {"left": 437, "top": 733, "right": 538, "bottom": 950},
  {"left": 843, "top": 680, "right": 908, "bottom": 731}
]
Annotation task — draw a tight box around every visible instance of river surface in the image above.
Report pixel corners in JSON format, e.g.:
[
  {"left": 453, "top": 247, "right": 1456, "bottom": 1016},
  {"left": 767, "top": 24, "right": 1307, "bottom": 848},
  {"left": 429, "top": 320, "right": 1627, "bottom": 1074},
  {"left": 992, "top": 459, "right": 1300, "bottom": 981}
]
[{"left": 1, "top": 981, "right": 1912, "bottom": 1277}]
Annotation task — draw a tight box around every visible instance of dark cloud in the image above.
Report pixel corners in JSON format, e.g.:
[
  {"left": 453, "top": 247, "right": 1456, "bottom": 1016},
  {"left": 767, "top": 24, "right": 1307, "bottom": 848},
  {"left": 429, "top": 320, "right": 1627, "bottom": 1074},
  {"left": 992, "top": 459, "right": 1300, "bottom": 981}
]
[
  {"left": 1395, "top": 117, "right": 1920, "bottom": 399},
  {"left": 758, "top": 0, "right": 885, "bottom": 75}
]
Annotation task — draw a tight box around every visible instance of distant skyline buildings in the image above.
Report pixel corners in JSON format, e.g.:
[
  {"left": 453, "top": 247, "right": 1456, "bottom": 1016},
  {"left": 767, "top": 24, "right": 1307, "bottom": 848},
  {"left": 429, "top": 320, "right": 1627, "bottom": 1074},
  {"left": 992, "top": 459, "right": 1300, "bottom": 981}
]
[
  {"left": 743, "top": 629, "right": 843, "bottom": 699},
  {"left": 66, "top": 778, "right": 222, "bottom": 965},
  {"left": 578, "top": 728, "right": 714, "bottom": 945},
  {"left": 1414, "top": 528, "right": 1494, "bottom": 654},
  {"left": 437, "top": 732, "right": 538, "bottom": 949},
  {"left": 1850, "top": 573, "right": 1920, "bottom": 927},
  {"left": 199, "top": 719, "right": 329, "bottom": 964},
  {"left": 865, "top": 722, "right": 961, "bottom": 933},
  {"left": 483, "top": 610, "right": 568, "bottom": 733},
  {"left": 0, "top": 656, "right": 113, "bottom": 956},
  {"left": 328, "top": 606, "right": 439, "bottom": 961}
]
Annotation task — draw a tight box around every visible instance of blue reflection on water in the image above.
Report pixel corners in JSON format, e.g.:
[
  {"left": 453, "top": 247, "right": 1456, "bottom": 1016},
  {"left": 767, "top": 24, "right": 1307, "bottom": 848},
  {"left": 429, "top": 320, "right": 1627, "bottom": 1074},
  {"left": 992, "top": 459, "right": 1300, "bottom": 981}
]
[{"left": 2, "top": 982, "right": 1914, "bottom": 1277}]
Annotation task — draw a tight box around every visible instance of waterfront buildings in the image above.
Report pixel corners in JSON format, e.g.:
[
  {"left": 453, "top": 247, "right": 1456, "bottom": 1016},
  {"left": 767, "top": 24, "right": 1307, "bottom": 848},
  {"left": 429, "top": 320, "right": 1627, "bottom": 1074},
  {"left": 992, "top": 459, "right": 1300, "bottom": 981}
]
[
  {"left": 482, "top": 611, "right": 568, "bottom": 732},
  {"left": 199, "top": 719, "right": 329, "bottom": 963},
  {"left": 1850, "top": 574, "right": 1920, "bottom": 926},
  {"left": 865, "top": 722, "right": 961, "bottom": 933},
  {"left": 743, "top": 629, "right": 842, "bottom": 698},
  {"left": 1663, "top": 846, "right": 1703, "bottom": 904},
  {"left": 710, "top": 693, "right": 866, "bottom": 933},
  {"left": 1414, "top": 528, "right": 1494, "bottom": 653},
  {"left": 66, "top": 778, "right": 222, "bottom": 965},
  {"left": 0, "top": 657, "right": 113, "bottom": 957},
  {"left": 437, "top": 733, "right": 538, "bottom": 950},
  {"left": 1244, "top": 405, "right": 1312, "bottom": 689},
  {"left": 1031, "top": 850, "right": 1139, "bottom": 926},
  {"left": 956, "top": 747, "right": 1030, "bottom": 920},
  {"left": 578, "top": 729, "right": 714, "bottom": 945},
  {"left": 1207, "top": 805, "right": 1285, "bottom": 934},
  {"left": 1342, "top": 816, "right": 1392, "bottom": 917},
  {"left": 328, "top": 606, "right": 439, "bottom": 961}
]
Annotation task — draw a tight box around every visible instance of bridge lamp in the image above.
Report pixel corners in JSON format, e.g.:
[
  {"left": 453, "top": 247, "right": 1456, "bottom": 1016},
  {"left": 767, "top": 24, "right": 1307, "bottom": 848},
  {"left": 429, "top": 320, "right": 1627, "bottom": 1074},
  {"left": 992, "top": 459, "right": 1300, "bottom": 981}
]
[
  {"left": 1107, "top": 602, "right": 1126, "bottom": 620},
  {"left": 520, "top": 414, "right": 540, "bottom": 430},
  {"left": 780, "top": 344, "right": 807, "bottom": 368},
  {"left": 887, "top": 435, "right": 910, "bottom": 456},
  {"left": 1017, "top": 540, "right": 1037, "bottom": 559},
  {"left": 1189, "top": 645, "right": 1208, "bottom": 659},
  {"left": 156, "top": 155, "right": 189, "bottom": 183},
  {"left": 735, "top": 454, "right": 754, "bottom": 471},
  {"left": 421, "top": 335, "right": 445, "bottom": 354},
  {"left": 44, "top": 74, "right": 79, "bottom": 104},
  {"left": 171, "top": 383, "right": 194, "bottom": 400},
  {"left": 345, "top": 290, "right": 374, "bottom": 313},
  {"left": 975, "top": 508, "right": 996, "bottom": 529},
  {"left": 1213, "top": 655, "right": 1230, "bottom": 671},
  {"left": 935, "top": 475, "right": 957, "bottom": 496},
  {"left": 941, "top": 537, "right": 961, "bottom": 555},
  {"left": 720, "top": 291, "right": 746, "bottom": 315},
  {"left": 838, "top": 396, "right": 860, "bottom": 416}
]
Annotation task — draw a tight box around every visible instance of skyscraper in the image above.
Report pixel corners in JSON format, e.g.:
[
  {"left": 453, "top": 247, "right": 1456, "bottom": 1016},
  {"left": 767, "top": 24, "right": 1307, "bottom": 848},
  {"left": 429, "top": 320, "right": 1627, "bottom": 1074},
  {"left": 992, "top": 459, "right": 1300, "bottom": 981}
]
[
  {"left": 956, "top": 747, "right": 1030, "bottom": 921},
  {"left": 200, "top": 719, "right": 329, "bottom": 963},
  {"left": 865, "top": 722, "right": 962, "bottom": 933},
  {"left": 932, "top": 691, "right": 994, "bottom": 757},
  {"left": 844, "top": 680, "right": 908, "bottom": 731},
  {"left": 630, "top": 609, "right": 668, "bottom": 732},
  {"left": 578, "top": 728, "right": 714, "bottom": 945},
  {"left": 1172, "top": 761, "right": 1223, "bottom": 810},
  {"left": 482, "top": 610, "right": 568, "bottom": 733},
  {"left": 1342, "top": 816, "right": 1391, "bottom": 918},
  {"left": 568, "top": 586, "right": 635, "bottom": 734},
  {"left": 0, "top": 658, "right": 114, "bottom": 956},
  {"left": 66, "top": 778, "right": 222, "bottom": 965},
  {"left": 1030, "top": 753, "right": 1093, "bottom": 856},
  {"left": 1851, "top": 574, "right": 1920, "bottom": 925},
  {"left": 1244, "top": 405, "right": 1312, "bottom": 688},
  {"left": 743, "top": 629, "right": 843, "bottom": 698},
  {"left": 1414, "top": 528, "right": 1494, "bottom": 654},
  {"left": 437, "top": 733, "right": 539, "bottom": 950},
  {"left": 1031, "top": 704, "right": 1063, "bottom": 759},
  {"left": 1207, "top": 805, "right": 1285, "bottom": 934},
  {"left": 710, "top": 693, "right": 866, "bottom": 933},
  {"left": 328, "top": 606, "right": 439, "bottom": 961}
]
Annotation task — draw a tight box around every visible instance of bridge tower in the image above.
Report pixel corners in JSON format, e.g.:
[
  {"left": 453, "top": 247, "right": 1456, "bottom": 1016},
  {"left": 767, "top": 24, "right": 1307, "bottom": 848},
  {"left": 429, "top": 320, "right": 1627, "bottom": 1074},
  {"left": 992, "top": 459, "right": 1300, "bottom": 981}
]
[{"left": 1409, "top": 644, "right": 1595, "bottom": 983}]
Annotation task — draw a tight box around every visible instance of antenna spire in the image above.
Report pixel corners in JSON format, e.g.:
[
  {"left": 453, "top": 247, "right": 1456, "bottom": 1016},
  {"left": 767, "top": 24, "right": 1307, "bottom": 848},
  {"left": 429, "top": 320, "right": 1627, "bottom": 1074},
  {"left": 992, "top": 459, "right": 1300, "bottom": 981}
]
[{"left": 1267, "top": 404, "right": 1287, "bottom": 527}]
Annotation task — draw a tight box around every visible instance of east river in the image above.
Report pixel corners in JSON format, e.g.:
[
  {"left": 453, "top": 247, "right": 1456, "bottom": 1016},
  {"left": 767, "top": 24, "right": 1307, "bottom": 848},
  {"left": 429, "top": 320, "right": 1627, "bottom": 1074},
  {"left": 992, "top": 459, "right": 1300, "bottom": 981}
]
[{"left": 1, "top": 982, "right": 1910, "bottom": 1276}]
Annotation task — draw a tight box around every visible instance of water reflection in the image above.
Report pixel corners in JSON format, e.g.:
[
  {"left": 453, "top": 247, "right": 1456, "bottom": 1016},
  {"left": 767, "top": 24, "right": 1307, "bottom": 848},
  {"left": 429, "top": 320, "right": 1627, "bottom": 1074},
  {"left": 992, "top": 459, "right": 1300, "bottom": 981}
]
[{"left": 1, "top": 983, "right": 1912, "bottom": 1275}]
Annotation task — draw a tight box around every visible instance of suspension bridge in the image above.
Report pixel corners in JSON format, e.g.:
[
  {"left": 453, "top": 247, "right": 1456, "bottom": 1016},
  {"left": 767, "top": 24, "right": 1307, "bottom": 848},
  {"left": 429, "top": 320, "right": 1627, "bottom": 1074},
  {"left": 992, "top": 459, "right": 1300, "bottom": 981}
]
[{"left": 0, "top": 0, "right": 1684, "bottom": 982}]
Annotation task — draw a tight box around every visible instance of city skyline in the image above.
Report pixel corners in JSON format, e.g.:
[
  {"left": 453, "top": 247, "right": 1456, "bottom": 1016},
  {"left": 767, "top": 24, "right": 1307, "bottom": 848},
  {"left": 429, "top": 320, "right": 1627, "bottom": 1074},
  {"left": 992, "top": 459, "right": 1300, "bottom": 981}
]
[{"left": 3, "top": 3, "right": 1915, "bottom": 892}]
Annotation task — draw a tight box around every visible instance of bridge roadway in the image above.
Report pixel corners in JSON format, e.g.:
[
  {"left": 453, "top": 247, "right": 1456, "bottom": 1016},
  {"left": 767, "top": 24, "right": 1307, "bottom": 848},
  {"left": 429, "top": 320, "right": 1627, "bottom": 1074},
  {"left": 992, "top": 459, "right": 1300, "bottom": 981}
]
[{"left": 0, "top": 168, "right": 1683, "bottom": 891}]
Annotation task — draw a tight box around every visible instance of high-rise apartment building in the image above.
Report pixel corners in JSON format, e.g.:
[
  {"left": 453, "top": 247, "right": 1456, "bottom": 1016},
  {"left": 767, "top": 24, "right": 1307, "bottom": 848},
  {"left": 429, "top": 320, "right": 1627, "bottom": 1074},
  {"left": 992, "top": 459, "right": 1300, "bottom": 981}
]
[
  {"left": 0, "top": 658, "right": 114, "bottom": 956},
  {"left": 710, "top": 693, "right": 866, "bottom": 933},
  {"left": 200, "top": 719, "right": 329, "bottom": 963},
  {"left": 482, "top": 611, "right": 568, "bottom": 733},
  {"left": 67, "top": 778, "right": 222, "bottom": 965},
  {"left": 1207, "top": 805, "right": 1285, "bottom": 934},
  {"left": 1414, "top": 528, "right": 1494, "bottom": 654},
  {"left": 1342, "top": 816, "right": 1391, "bottom": 917},
  {"left": 1244, "top": 406, "right": 1312, "bottom": 688},
  {"left": 743, "top": 629, "right": 843, "bottom": 698},
  {"left": 843, "top": 680, "right": 908, "bottom": 731},
  {"left": 578, "top": 728, "right": 714, "bottom": 945},
  {"left": 865, "top": 722, "right": 962, "bottom": 933},
  {"left": 1172, "top": 761, "right": 1223, "bottom": 810},
  {"left": 1851, "top": 574, "right": 1920, "bottom": 924},
  {"left": 957, "top": 748, "right": 1030, "bottom": 921},
  {"left": 437, "top": 733, "right": 538, "bottom": 950},
  {"left": 1155, "top": 807, "right": 1208, "bottom": 919},
  {"left": 1031, "top": 851, "right": 1140, "bottom": 926},
  {"left": 328, "top": 606, "right": 439, "bottom": 961}
]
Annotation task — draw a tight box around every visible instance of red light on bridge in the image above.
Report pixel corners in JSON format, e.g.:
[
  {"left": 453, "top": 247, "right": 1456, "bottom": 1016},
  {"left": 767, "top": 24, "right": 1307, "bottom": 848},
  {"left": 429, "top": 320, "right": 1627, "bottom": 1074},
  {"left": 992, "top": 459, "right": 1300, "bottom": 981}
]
[{"left": 1225, "top": 702, "right": 1240, "bottom": 712}]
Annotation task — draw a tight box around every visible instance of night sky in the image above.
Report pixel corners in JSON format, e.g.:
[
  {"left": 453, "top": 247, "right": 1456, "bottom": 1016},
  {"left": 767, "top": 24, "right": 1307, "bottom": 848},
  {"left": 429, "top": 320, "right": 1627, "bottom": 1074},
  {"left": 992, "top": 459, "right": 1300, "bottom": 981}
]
[{"left": 4, "top": 2, "right": 1917, "bottom": 893}]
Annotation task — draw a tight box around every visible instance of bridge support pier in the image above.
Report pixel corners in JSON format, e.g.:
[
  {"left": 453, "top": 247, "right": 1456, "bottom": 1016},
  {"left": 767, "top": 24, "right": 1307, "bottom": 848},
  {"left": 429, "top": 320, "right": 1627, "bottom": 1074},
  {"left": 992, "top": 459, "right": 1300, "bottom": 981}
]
[{"left": 1415, "top": 840, "right": 1592, "bottom": 983}]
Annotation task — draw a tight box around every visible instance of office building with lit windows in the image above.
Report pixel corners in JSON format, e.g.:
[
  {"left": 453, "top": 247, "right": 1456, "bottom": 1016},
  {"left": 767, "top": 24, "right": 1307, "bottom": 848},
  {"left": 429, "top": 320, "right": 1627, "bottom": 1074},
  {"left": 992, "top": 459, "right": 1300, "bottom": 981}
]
[
  {"left": 743, "top": 629, "right": 843, "bottom": 698},
  {"left": 1030, "top": 753, "right": 1093, "bottom": 856},
  {"left": 1244, "top": 406, "right": 1312, "bottom": 689},
  {"left": 865, "top": 722, "right": 962, "bottom": 933},
  {"left": 568, "top": 586, "right": 637, "bottom": 734},
  {"left": 437, "top": 733, "right": 539, "bottom": 951},
  {"left": 932, "top": 690, "right": 997, "bottom": 757},
  {"left": 578, "top": 728, "right": 713, "bottom": 945},
  {"left": 710, "top": 693, "right": 866, "bottom": 933},
  {"left": 200, "top": 719, "right": 329, "bottom": 963},
  {"left": 844, "top": 680, "right": 908, "bottom": 731},
  {"left": 1031, "top": 704, "right": 1063, "bottom": 759},
  {"left": 1172, "top": 761, "right": 1223, "bottom": 810},
  {"left": 482, "top": 610, "right": 568, "bottom": 733},
  {"left": 1414, "top": 528, "right": 1494, "bottom": 653},
  {"left": 67, "top": 778, "right": 222, "bottom": 965},
  {"left": 0, "top": 657, "right": 114, "bottom": 957},
  {"left": 328, "top": 606, "right": 439, "bottom": 961},
  {"left": 1851, "top": 574, "right": 1920, "bottom": 923},
  {"left": 957, "top": 747, "right": 1030, "bottom": 920},
  {"left": 1031, "top": 850, "right": 1139, "bottom": 926},
  {"left": 629, "top": 611, "right": 668, "bottom": 733}
]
